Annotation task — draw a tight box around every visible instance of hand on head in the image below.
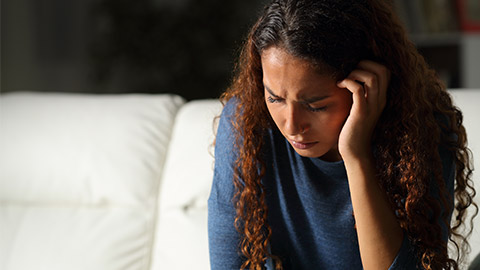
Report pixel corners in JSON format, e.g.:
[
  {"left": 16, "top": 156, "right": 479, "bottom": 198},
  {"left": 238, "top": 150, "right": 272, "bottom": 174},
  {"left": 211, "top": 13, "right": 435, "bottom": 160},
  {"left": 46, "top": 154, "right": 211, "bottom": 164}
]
[{"left": 336, "top": 60, "right": 391, "bottom": 161}]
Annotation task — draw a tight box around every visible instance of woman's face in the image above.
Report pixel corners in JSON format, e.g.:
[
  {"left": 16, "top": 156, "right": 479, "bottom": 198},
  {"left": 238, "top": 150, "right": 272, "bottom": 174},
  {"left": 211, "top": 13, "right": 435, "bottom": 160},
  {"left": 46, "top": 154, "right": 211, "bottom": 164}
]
[{"left": 261, "top": 47, "right": 353, "bottom": 161}]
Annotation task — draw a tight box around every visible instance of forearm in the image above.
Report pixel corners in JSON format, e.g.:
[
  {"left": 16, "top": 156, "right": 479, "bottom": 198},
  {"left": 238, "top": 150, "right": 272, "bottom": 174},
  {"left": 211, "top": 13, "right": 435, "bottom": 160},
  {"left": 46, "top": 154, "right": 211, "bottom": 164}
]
[{"left": 344, "top": 155, "right": 404, "bottom": 270}]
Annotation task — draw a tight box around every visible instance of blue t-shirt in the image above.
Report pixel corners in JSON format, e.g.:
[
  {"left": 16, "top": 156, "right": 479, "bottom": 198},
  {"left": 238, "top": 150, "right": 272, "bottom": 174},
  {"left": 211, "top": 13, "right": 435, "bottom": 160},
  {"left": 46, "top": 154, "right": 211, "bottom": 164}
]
[{"left": 208, "top": 99, "right": 455, "bottom": 269}]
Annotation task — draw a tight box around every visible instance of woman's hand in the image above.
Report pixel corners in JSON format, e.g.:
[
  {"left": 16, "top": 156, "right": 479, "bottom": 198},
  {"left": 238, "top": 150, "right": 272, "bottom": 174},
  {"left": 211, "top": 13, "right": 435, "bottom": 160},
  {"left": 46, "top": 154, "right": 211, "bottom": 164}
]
[
  {"left": 337, "top": 61, "right": 402, "bottom": 270},
  {"left": 336, "top": 60, "right": 390, "bottom": 161}
]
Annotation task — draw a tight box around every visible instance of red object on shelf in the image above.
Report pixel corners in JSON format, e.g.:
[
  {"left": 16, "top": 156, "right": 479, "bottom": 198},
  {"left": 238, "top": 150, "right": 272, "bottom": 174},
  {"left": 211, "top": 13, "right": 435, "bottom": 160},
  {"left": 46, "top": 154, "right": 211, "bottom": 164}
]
[{"left": 457, "top": 0, "right": 480, "bottom": 32}]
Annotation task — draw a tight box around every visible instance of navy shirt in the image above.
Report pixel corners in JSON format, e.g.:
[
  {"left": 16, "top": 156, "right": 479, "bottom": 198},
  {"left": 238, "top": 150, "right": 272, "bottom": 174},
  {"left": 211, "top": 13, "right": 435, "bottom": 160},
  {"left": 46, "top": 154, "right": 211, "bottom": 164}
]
[{"left": 208, "top": 99, "right": 455, "bottom": 269}]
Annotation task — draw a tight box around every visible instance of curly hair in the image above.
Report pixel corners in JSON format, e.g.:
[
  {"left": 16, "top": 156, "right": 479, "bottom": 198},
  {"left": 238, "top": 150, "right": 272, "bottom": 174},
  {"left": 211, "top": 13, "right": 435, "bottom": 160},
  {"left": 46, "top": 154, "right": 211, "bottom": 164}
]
[{"left": 220, "top": 0, "right": 477, "bottom": 269}]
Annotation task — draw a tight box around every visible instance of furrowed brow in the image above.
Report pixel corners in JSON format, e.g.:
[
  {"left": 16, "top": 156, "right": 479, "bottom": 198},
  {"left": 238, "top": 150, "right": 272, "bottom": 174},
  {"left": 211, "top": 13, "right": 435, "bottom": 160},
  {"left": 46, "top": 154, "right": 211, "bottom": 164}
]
[
  {"left": 264, "top": 83, "right": 330, "bottom": 103},
  {"left": 302, "top": 95, "right": 330, "bottom": 104},
  {"left": 264, "top": 85, "right": 280, "bottom": 98}
]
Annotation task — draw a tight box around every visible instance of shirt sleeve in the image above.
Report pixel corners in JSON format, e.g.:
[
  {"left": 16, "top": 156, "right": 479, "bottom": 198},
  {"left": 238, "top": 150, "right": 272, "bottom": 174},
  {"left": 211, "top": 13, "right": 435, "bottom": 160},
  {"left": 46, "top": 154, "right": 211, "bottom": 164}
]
[
  {"left": 388, "top": 142, "right": 456, "bottom": 270},
  {"left": 208, "top": 99, "right": 244, "bottom": 269}
]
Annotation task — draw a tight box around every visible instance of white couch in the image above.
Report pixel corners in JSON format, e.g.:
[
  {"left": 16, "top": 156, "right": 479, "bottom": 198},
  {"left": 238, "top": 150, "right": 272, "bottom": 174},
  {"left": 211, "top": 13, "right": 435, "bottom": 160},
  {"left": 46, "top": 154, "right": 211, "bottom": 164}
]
[{"left": 0, "top": 90, "right": 479, "bottom": 270}]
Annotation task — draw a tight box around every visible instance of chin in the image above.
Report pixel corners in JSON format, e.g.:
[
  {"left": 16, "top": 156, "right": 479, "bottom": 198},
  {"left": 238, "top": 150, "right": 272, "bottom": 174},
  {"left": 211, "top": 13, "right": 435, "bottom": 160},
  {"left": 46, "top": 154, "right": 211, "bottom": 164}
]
[
  {"left": 292, "top": 145, "right": 341, "bottom": 162},
  {"left": 292, "top": 147, "right": 326, "bottom": 158}
]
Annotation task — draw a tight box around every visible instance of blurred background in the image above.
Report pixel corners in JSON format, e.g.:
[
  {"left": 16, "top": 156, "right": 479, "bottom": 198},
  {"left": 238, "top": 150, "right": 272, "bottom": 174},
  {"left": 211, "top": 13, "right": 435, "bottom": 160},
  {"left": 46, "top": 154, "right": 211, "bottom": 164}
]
[{"left": 1, "top": 0, "right": 480, "bottom": 100}]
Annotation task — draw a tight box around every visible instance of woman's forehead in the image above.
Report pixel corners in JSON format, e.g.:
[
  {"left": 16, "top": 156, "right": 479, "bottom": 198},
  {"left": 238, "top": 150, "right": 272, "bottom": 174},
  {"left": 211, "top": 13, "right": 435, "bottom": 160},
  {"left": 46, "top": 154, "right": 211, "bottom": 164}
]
[{"left": 261, "top": 47, "right": 337, "bottom": 97}]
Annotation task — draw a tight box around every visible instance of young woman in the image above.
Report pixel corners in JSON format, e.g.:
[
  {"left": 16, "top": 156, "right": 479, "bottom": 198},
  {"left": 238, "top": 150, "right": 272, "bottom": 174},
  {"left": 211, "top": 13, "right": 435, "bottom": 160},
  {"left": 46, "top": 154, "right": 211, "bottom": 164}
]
[{"left": 208, "top": 0, "right": 477, "bottom": 269}]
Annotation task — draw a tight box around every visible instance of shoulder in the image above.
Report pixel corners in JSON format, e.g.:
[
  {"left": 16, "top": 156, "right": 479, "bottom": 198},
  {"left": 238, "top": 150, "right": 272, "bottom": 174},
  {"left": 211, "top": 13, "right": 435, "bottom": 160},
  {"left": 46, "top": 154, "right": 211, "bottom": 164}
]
[
  {"left": 216, "top": 98, "right": 240, "bottom": 150},
  {"left": 220, "top": 98, "right": 238, "bottom": 122},
  {"left": 210, "top": 98, "right": 243, "bottom": 207}
]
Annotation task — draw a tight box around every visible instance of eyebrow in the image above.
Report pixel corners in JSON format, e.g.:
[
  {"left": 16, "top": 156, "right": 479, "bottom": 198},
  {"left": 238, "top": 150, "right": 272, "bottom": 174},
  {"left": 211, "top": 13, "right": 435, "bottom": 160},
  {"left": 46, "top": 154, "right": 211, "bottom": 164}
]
[
  {"left": 264, "top": 84, "right": 330, "bottom": 103},
  {"left": 264, "top": 85, "right": 280, "bottom": 98}
]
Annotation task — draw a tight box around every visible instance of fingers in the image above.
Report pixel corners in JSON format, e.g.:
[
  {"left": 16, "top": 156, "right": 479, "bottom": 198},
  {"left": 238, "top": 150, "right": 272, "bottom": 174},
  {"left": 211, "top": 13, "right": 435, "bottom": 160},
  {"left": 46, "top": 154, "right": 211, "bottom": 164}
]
[
  {"left": 345, "top": 69, "right": 379, "bottom": 106},
  {"left": 357, "top": 60, "right": 390, "bottom": 109},
  {"left": 335, "top": 61, "right": 390, "bottom": 159},
  {"left": 337, "top": 60, "right": 390, "bottom": 111},
  {"left": 337, "top": 78, "right": 367, "bottom": 110}
]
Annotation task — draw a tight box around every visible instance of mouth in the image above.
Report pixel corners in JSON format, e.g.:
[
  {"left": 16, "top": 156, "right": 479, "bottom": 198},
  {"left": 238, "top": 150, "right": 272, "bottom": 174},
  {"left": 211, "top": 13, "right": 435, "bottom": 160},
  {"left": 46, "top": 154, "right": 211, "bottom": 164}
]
[{"left": 290, "top": 140, "right": 318, "bottom": 149}]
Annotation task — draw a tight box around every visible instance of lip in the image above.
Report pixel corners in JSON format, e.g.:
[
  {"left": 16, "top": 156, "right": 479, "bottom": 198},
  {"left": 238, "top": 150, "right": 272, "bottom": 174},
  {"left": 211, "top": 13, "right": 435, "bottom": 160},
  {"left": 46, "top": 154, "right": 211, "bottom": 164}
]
[{"left": 290, "top": 140, "right": 318, "bottom": 149}]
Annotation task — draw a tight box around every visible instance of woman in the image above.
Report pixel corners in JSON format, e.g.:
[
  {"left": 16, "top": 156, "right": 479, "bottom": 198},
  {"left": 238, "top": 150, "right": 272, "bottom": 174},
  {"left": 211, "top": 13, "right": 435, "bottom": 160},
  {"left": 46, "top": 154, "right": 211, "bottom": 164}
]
[{"left": 208, "top": 0, "right": 476, "bottom": 269}]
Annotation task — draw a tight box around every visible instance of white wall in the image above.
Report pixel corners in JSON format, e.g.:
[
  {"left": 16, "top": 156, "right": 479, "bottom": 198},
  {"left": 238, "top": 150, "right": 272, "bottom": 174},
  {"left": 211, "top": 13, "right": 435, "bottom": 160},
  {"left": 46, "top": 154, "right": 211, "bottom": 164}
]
[{"left": 462, "top": 34, "right": 480, "bottom": 88}]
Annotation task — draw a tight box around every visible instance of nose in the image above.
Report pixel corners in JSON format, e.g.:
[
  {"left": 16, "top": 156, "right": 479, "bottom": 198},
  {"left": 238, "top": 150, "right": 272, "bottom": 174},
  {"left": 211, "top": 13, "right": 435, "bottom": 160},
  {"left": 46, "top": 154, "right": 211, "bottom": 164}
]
[{"left": 284, "top": 104, "right": 309, "bottom": 136}]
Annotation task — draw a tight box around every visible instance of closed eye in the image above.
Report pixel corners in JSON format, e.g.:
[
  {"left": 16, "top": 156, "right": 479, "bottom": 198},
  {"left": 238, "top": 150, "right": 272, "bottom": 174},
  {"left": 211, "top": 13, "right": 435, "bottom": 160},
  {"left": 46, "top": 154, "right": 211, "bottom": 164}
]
[
  {"left": 267, "top": 96, "right": 283, "bottom": 103},
  {"left": 306, "top": 105, "right": 327, "bottom": 112}
]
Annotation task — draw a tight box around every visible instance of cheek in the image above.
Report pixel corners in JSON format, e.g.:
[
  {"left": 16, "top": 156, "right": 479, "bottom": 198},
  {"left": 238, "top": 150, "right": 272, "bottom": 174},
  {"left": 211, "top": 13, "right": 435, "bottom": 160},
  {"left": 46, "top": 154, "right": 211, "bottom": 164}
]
[
  {"left": 332, "top": 107, "right": 350, "bottom": 128},
  {"left": 339, "top": 91, "right": 353, "bottom": 113},
  {"left": 314, "top": 115, "right": 340, "bottom": 134},
  {"left": 265, "top": 103, "right": 282, "bottom": 126},
  {"left": 330, "top": 95, "right": 352, "bottom": 128},
  {"left": 316, "top": 108, "right": 350, "bottom": 136}
]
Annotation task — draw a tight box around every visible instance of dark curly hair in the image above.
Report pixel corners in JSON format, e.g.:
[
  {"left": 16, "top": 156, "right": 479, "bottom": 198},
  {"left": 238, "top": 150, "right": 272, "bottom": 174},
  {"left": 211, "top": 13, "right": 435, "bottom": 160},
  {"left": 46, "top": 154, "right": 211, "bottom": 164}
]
[{"left": 219, "top": 0, "right": 477, "bottom": 269}]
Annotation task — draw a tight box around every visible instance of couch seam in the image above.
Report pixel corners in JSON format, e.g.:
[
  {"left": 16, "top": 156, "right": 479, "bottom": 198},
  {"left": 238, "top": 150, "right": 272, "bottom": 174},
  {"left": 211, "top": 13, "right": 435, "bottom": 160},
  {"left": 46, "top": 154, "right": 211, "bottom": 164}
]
[{"left": 143, "top": 95, "right": 186, "bottom": 270}]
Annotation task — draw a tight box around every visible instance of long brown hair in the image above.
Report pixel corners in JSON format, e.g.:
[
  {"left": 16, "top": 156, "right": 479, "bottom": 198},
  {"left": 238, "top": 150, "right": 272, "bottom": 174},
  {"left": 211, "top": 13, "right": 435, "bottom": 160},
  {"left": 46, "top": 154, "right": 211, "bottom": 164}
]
[{"left": 220, "top": 0, "right": 477, "bottom": 269}]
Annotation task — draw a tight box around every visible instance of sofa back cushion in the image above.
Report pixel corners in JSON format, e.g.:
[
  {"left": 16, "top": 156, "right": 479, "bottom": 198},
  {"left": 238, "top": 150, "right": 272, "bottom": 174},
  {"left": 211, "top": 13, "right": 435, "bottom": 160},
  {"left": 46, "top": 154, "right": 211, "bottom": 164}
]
[
  {"left": 0, "top": 92, "right": 184, "bottom": 270},
  {"left": 151, "top": 99, "right": 222, "bottom": 270},
  {"left": 450, "top": 90, "right": 480, "bottom": 264}
]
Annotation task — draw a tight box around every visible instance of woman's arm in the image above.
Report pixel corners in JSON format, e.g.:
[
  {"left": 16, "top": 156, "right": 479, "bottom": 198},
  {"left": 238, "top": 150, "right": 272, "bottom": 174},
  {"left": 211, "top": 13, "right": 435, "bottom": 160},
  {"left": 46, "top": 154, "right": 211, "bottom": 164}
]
[
  {"left": 343, "top": 156, "right": 405, "bottom": 270},
  {"left": 208, "top": 100, "right": 244, "bottom": 269},
  {"left": 337, "top": 61, "right": 404, "bottom": 270}
]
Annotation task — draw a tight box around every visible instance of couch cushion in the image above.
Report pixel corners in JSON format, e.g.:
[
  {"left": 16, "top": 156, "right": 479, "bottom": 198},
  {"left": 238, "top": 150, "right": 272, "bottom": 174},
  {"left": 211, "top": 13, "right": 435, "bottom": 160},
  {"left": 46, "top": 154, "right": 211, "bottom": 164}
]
[
  {"left": 449, "top": 89, "right": 480, "bottom": 263},
  {"left": 151, "top": 99, "right": 222, "bottom": 270},
  {"left": 0, "top": 92, "right": 185, "bottom": 270}
]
